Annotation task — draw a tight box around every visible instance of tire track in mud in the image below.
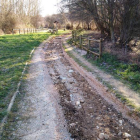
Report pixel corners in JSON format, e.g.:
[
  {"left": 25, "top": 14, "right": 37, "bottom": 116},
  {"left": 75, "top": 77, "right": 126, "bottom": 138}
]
[{"left": 45, "top": 38, "right": 140, "bottom": 140}]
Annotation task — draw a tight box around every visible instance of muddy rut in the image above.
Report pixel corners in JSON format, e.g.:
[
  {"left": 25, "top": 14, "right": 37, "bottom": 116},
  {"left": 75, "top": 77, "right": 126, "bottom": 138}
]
[{"left": 45, "top": 37, "right": 140, "bottom": 140}]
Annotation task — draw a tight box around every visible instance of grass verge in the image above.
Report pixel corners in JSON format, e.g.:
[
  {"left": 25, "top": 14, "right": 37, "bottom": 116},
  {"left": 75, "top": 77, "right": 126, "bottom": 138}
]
[
  {"left": 0, "top": 30, "right": 70, "bottom": 122},
  {"left": 1, "top": 64, "right": 29, "bottom": 139}
]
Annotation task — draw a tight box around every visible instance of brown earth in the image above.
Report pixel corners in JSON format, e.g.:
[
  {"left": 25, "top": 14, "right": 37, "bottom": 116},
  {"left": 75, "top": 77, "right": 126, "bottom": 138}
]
[{"left": 45, "top": 37, "right": 140, "bottom": 140}]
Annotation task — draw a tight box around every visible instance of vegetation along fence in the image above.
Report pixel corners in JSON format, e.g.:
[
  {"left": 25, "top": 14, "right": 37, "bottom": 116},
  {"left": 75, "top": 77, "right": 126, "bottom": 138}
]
[
  {"left": 72, "top": 30, "right": 102, "bottom": 59},
  {"left": 12, "top": 28, "right": 48, "bottom": 35}
]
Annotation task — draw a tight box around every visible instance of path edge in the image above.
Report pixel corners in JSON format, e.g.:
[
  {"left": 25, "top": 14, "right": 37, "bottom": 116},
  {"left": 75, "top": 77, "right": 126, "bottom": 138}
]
[{"left": 0, "top": 36, "right": 53, "bottom": 137}]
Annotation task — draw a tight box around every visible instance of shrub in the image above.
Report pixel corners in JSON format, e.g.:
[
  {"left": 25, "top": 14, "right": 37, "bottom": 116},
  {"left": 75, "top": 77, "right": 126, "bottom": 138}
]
[
  {"left": 2, "top": 16, "right": 16, "bottom": 34},
  {"left": 66, "top": 23, "right": 72, "bottom": 30}
]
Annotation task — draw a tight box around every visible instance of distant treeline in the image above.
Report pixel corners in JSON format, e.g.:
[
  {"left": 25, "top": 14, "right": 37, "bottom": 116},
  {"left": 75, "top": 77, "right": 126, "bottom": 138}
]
[
  {"left": 61, "top": 0, "right": 140, "bottom": 47},
  {"left": 0, "top": 0, "right": 42, "bottom": 34}
]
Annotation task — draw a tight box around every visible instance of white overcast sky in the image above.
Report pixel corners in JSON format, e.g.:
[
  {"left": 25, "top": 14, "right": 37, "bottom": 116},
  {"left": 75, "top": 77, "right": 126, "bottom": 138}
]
[{"left": 40, "top": 0, "right": 61, "bottom": 17}]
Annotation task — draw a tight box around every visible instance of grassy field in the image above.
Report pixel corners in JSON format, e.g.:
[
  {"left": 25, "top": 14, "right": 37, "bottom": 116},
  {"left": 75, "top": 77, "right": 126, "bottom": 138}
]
[{"left": 0, "top": 30, "right": 70, "bottom": 122}]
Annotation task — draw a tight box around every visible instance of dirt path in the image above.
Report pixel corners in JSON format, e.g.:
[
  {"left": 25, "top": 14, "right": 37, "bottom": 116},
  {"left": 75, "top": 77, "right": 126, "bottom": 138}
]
[
  {"left": 2, "top": 36, "right": 140, "bottom": 140},
  {"left": 2, "top": 38, "right": 72, "bottom": 140},
  {"left": 45, "top": 37, "right": 140, "bottom": 139}
]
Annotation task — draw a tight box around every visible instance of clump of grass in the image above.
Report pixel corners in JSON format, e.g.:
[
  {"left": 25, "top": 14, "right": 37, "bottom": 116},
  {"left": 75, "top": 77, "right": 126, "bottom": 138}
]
[{"left": 89, "top": 53, "right": 140, "bottom": 93}]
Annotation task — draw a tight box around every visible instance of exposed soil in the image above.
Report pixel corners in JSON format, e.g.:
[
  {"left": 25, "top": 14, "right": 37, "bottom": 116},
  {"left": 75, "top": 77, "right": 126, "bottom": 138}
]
[{"left": 45, "top": 37, "right": 140, "bottom": 140}]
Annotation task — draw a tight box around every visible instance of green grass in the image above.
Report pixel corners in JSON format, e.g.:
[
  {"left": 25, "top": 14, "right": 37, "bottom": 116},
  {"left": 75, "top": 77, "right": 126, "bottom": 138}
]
[
  {"left": 2, "top": 65, "right": 29, "bottom": 139},
  {"left": 88, "top": 53, "right": 140, "bottom": 94},
  {"left": 0, "top": 30, "right": 70, "bottom": 122}
]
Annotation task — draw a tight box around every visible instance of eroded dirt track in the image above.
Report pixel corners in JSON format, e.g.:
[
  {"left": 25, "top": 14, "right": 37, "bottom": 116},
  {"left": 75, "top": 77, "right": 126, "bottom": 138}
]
[{"left": 45, "top": 37, "right": 140, "bottom": 140}]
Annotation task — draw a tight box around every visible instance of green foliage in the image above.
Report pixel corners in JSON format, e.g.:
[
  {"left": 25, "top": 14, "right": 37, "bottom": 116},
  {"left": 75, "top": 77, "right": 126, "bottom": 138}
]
[{"left": 91, "top": 53, "right": 140, "bottom": 93}]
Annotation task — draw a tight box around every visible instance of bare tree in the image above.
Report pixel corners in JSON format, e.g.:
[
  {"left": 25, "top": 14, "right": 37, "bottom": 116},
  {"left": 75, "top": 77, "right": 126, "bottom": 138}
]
[
  {"left": 0, "top": 0, "right": 41, "bottom": 33},
  {"left": 61, "top": 0, "right": 140, "bottom": 47}
]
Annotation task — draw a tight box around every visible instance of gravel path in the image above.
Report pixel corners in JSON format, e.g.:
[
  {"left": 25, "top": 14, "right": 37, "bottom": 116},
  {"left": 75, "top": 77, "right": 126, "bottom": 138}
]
[{"left": 2, "top": 38, "right": 72, "bottom": 140}]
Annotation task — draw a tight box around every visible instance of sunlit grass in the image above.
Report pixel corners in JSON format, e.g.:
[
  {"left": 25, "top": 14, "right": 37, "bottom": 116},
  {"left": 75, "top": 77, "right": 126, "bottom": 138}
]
[{"left": 0, "top": 30, "right": 70, "bottom": 121}]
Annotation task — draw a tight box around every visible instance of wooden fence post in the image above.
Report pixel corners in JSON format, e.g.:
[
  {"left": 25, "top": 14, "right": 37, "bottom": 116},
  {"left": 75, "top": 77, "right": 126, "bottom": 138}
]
[
  {"left": 74, "top": 31, "right": 76, "bottom": 43},
  {"left": 72, "top": 31, "right": 74, "bottom": 41},
  {"left": 80, "top": 35, "right": 82, "bottom": 49},
  {"left": 19, "top": 29, "right": 20, "bottom": 34},
  {"left": 24, "top": 29, "right": 25, "bottom": 34},
  {"left": 88, "top": 37, "right": 90, "bottom": 54},
  {"left": 99, "top": 38, "right": 102, "bottom": 59}
]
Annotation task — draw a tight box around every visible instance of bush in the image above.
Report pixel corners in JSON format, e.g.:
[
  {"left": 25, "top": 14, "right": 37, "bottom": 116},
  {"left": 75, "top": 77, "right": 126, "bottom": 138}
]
[
  {"left": 2, "top": 16, "right": 16, "bottom": 34},
  {"left": 66, "top": 23, "right": 72, "bottom": 30}
]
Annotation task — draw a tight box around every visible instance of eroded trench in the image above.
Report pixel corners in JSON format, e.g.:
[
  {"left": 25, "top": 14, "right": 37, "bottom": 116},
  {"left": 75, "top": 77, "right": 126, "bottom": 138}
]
[{"left": 44, "top": 37, "right": 140, "bottom": 140}]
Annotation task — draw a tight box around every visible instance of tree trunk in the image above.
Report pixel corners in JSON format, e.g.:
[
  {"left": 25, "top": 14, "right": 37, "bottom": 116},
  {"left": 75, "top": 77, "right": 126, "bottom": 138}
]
[{"left": 110, "top": 26, "right": 115, "bottom": 45}]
